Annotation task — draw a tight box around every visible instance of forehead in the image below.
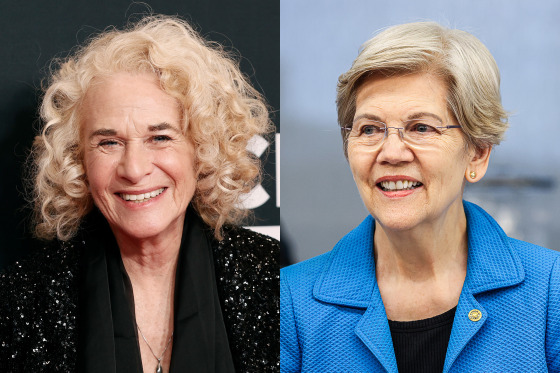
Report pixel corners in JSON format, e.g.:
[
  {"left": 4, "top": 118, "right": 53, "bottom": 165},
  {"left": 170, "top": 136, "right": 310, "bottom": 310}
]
[
  {"left": 354, "top": 72, "right": 449, "bottom": 120},
  {"left": 81, "top": 72, "right": 181, "bottom": 133}
]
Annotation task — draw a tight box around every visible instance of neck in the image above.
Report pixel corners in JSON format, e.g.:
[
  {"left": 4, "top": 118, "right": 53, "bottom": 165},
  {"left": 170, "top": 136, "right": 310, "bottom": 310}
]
[
  {"left": 112, "top": 222, "right": 183, "bottom": 288},
  {"left": 374, "top": 202, "right": 468, "bottom": 282}
]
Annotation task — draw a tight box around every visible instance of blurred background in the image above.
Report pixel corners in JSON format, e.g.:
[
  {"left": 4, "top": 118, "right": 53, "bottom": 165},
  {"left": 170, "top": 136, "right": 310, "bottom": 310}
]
[{"left": 280, "top": 0, "right": 560, "bottom": 264}]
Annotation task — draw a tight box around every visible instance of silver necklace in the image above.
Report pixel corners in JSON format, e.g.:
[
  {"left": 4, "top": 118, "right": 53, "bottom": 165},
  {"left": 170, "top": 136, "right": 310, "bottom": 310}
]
[{"left": 137, "top": 325, "right": 174, "bottom": 373}]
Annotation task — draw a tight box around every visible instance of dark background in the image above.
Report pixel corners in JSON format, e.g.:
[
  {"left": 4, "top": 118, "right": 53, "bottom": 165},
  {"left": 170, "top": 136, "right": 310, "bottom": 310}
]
[{"left": 0, "top": 0, "right": 279, "bottom": 269}]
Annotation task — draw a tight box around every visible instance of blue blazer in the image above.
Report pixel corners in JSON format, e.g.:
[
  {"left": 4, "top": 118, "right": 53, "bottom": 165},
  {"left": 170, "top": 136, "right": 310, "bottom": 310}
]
[{"left": 281, "top": 201, "right": 560, "bottom": 372}]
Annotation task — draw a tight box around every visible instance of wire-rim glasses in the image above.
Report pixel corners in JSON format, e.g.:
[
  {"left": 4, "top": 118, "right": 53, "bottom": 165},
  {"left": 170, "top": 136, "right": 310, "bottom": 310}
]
[{"left": 342, "top": 117, "right": 461, "bottom": 148}]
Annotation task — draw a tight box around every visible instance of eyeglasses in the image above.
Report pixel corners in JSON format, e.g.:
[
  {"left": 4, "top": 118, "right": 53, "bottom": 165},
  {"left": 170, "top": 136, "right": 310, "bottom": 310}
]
[{"left": 342, "top": 117, "right": 461, "bottom": 148}]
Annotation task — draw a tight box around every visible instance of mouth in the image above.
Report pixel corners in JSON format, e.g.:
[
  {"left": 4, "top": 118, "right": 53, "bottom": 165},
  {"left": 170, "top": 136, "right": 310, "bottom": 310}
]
[
  {"left": 377, "top": 180, "right": 423, "bottom": 192},
  {"left": 118, "top": 187, "right": 166, "bottom": 203}
]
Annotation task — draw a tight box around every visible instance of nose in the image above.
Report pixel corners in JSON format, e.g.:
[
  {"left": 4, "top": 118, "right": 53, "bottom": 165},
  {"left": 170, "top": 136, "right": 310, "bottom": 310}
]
[
  {"left": 376, "top": 128, "right": 414, "bottom": 164},
  {"left": 117, "top": 142, "right": 154, "bottom": 183}
]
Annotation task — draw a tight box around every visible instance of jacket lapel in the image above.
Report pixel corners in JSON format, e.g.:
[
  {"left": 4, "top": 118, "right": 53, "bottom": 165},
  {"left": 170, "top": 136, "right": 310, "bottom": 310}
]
[
  {"left": 442, "top": 283, "right": 486, "bottom": 373},
  {"left": 355, "top": 282, "right": 399, "bottom": 373},
  {"left": 313, "top": 216, "right": 398, "bottom": 372},
  {"left": 443, "top": 202, "right": 525, "bottom": 372}
]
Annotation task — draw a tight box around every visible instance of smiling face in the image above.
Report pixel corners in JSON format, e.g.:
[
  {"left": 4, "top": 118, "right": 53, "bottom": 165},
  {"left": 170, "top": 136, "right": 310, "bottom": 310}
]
[
  {"left": 348, "top": 72, "right": 489, "bottom": 232},
  {"left": 81, "top": 72, "right": 196, "bottom": 243}
]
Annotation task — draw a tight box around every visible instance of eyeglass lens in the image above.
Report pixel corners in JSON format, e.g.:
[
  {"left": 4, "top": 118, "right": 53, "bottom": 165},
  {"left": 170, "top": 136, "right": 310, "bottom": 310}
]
[{"left": 348, "top": 118, "right": 454, "bottom": 147}]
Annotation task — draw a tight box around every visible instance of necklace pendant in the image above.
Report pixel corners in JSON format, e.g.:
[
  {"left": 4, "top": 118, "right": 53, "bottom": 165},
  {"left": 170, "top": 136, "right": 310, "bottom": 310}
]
[{"left": 156, "top": 360, "right": 163, "bottom": 373}]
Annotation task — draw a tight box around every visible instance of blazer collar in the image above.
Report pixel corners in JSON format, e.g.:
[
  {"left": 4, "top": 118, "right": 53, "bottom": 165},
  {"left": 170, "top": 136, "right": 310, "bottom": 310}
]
[{"left": 313, "top": 201, "right": 525, "bottom": 308}]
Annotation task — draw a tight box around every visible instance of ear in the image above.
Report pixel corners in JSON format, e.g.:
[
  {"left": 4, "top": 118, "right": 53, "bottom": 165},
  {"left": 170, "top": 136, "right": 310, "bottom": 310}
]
[{"left": 465, "top": 146, "right": 491, "bottom": 183}]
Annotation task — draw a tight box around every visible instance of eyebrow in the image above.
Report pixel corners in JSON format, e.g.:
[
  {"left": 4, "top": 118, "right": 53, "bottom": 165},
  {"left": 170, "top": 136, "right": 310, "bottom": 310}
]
[
  {"left": 148, "top": 122, "right": 181, "bottom": 133},
  {"left": 89, "top": 128, "right": 117, "bottom": 139},
  {"left": 406, "top": 112, "right": 443, "bottom": 123},
  {"left": 352, "top": 113, "right": 384, "bottom": 123},
  {"left": 353, "top": 112, "right": 444, "bottom": 124},
  {"left": 88, "top": 122, "right": 181, "bottom": 139}
]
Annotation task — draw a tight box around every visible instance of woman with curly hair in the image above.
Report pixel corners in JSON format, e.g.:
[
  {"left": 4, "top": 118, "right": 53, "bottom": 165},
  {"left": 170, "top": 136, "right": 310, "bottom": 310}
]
[{"left": 0, "top": 15, "right": 278, "bottom": 373}]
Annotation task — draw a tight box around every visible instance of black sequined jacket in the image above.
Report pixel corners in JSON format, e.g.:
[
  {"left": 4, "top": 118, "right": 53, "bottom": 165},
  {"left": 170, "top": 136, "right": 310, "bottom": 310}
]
[{"left": 0, "top": 226, "right": 279, "bottom": 372}]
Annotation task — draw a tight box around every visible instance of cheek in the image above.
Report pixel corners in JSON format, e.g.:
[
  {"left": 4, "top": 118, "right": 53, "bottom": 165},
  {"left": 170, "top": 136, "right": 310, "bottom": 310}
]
[
  {"left": 439, "top": 138, "right": 463, "bottom": 155},
  {"left": 158, "top": 148, "right": 196, "bottom": 189},
  {"left": 348, "top": 148, "right": 374, "bottom": 182},
  {"left": 84, "top": 152, "right": 117, "bottom": 193},
  {"left": 431, "top": 149, "right": 470, "bottom": 187}
]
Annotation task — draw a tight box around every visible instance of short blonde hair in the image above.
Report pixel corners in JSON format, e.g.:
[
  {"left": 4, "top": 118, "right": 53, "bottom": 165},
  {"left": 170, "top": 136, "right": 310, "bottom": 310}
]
[
  {"left": 30, "top": 15, "right": 272, "bottom": 241},
  {"left": 337, "top": 21, "right": 508, "bottom": 157}
]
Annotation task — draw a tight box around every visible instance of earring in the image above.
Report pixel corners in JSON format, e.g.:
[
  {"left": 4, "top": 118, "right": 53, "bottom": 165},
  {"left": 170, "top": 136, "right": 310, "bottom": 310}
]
[{"left": 469, "top": 171, "right": 476, "bottom": 179}]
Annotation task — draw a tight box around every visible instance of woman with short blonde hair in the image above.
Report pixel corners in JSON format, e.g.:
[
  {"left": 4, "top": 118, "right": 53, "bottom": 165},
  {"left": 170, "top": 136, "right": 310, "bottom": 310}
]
[
  {"left": 281, "top": 22, "right": 560, "bottom": 372},
  {"left": 337, "top": 22, "right": 508, "bottom": 156}
]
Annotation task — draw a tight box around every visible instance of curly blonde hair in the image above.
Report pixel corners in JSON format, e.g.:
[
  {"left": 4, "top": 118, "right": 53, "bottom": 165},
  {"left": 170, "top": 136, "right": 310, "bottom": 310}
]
[
  {"left": 337, "top": 22, "right": 508, "bottom": 157},
  {"left": 30, "top": 15, "right": 272, "bottom": 241}
]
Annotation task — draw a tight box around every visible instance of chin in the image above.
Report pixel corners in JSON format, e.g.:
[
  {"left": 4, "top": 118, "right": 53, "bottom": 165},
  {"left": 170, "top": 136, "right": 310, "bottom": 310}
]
[
  {"left": 376, "top": 217, "right": 420, "bottom": 232},
  {"left": 111, "top": 218, "right": 177, "bottom": 241},
  {"left": 122, "top": 225, "right": 163, "bottom": 240},
  {"left": 369, "top": 206, "right": 425, "bottom": 232}
]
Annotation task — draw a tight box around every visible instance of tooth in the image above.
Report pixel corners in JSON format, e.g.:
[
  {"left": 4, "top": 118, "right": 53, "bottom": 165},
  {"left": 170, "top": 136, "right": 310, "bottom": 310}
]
[
  {"left": 388, "top": 181, "right": 396, "bottom": 190},
  {"left": 404, "top": 181, "right": 409, "bottom": 189},
  {"left": 120, "top": 188, "right": 167, "bottom": 202},
  {"left": 396, "top": 181, "right": 403, "bottom": 189}
]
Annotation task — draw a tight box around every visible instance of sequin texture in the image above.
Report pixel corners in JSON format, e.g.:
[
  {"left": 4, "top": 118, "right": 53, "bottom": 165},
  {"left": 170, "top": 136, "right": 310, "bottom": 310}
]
[
  {"left": 0, "top": 243, "right": 80, "bottom": 372},
  {"left": 214, "top": 226, "right": 280, "bottom": 372},
  {"left": 0, "top": 227, "right": 279, "bottom": 372}
]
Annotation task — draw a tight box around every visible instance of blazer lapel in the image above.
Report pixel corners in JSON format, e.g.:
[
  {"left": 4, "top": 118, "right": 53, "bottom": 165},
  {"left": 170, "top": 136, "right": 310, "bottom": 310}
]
[
  {"left": 442, "top": 283, "right": 486, "bottom": 373},
  {"left": 443, "top": 202, "right": 525, "bottom": 372},
  {"left": 313, "top": 216, "right": 398, "bottom": 372},
  {"left": 355, "top": 282, "right": 399, "bottom": 373}
]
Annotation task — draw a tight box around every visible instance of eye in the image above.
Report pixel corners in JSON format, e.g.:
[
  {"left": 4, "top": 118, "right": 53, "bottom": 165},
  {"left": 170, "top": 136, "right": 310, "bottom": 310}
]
[
  {"left": 409, "top": 122, "right": 439, "bottom": 134},
  {"left": 359, "top": 123, "right": 385, "bottom": 136},
  {"left": 98, "top": 139, "right": 119, "bottom": 147},
  {"left": 152, "top": 135, "right": 172, "bottom": 142}
]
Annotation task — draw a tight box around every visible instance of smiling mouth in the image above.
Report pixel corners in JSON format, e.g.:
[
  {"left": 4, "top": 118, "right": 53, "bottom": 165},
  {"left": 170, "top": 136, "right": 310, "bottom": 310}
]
[
  {"left": 118, "top": 187, "right": 166, "bottom": 203},
  {"left": 378, "top": 180, "right": 422, "bottom": 192}
]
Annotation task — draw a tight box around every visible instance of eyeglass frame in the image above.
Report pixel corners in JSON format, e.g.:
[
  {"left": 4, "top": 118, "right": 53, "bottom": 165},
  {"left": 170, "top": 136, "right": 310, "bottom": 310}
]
[{"left": 341, "top": 118, "right": 462, "bottom": 147}]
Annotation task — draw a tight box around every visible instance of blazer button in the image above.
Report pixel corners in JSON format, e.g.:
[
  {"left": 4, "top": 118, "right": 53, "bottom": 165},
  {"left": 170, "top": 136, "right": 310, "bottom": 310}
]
[{"left": 468, "top": 309, "right": 482, "bottom": 322}]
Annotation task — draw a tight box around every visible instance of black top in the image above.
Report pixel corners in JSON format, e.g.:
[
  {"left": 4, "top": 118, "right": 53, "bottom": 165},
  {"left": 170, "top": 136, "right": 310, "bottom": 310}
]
[
  {"left": 388, "top": 306, "right": 456, "bottom": 373},
  {"left": 0, "top": 211, "right": 279, "bottom": 372},
  {"left": 77, "top": 207, "right": 235, "bottom": 372}
]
